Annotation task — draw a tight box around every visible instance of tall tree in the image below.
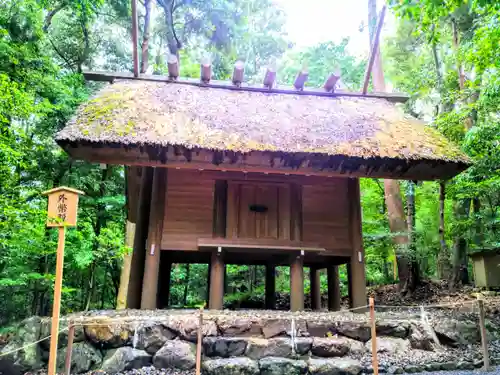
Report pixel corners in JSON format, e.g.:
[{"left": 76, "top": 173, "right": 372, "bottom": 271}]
[{"left": 368, "top": 0, "right": 418, "bottom": 292}]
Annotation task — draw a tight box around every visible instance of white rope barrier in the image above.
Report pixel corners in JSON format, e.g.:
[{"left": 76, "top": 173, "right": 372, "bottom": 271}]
[{"left": 0, "top": 327, "right": 69, "bottom": 358}]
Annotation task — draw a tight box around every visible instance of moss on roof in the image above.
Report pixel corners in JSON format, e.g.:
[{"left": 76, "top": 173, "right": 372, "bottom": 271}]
[{"left": 56, "top": 80, "right": 470, "bottom": 164}]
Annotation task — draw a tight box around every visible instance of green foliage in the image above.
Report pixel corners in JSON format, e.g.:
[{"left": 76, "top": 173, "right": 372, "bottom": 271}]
[{"left": 1, "top": 0, "right": 500, "bottom": 325}]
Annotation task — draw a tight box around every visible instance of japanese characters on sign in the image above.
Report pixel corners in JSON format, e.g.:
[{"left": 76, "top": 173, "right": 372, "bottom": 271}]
[{"left": 43, "top": 187, "right": 83, "bottom": 227}]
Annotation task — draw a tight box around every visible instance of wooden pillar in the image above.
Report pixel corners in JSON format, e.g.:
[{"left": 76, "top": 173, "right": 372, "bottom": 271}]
[
  {"left": 265, "top": 264, "right": 276, "bottom": 309},
  {"left": 348, "top": 178, "right": 367, "bottom": 310},
  {"left": 157, "top": 252, "right": 171, "bottom": 309},
  {"left": 140, "top": 168, "right": 167, "bottom": 309},
  {"left": 127, "top": 167, "right": 154, "bottom": 309},
  {"left": 310, "top": 267, "right": 321, "bottom": 310},
  {"left": 206, "top": 261, "right": 211, "bottom": 306},
  {"left": 327, "top": 265, "right": 341, "bottom": 311},
  {"left": 209, "top": 249, "right": 224, "bottom": 310},
  {"left": 290, "top": 253, "right": 304, "bottom": 311},
  {"left": 116, "top": 220, "right": 136, "bottom": 309}
]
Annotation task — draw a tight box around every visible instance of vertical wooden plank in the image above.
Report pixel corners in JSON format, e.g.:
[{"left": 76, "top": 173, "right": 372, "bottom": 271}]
[
  {"left": 141, "top": 168, "right": 168, "bottom": 309},
  {"left": 209, "top": 250, "right": 224, "bottom": 310},
  {"left": 213, "top": 180, "right": 228, "bottom": 238},
  {"left": 265, "top": 264, "right": 276, "bottom": 309},
  {"left": 226, "top": 182, "right": 240, "bottom": 239},
  {"left": 256, "top": 185, "right": 278, "bottom": 239},
  {"left": 127, "top": 167, "right": 153, "bottom": 309},
  {"left": 239, "top": 185, "right": 256, "bottom": 238},
  {"left": 290, "top": 254, "right": 304, "bottom": 311},
  {"left": 348, "top": 178, "right": 367, "bottom": 310},
  {"left": 327, "top": 265, "right": 341, "bottom": 311},
  {"left": 157, "top": 252, "right": 172, "bottom": 309},
  {"left": 310, "top": 267, "right": 321, "bottom": 310},
  {"left": 279, "top": 185, "right": 291, "bottom": 240},
  {"left": 116, "top": 220, "right": 136, "bottom": 309},
  {"left": 291, "top": 184, "right": 303, "bottom": 241}
]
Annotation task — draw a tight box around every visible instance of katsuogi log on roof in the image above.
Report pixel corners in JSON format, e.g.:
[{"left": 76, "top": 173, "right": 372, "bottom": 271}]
[{"left": 56, "top": 80, "right": 470, "bottom": 180}]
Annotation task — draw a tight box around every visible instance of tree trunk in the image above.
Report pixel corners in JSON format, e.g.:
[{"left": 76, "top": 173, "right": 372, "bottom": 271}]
[
  {"left": 473, "top": 198, "right": 483, "bottom": 248},
  {"left": 367, "top": 0, "right": 416, "bottom": 292},
  {"left": 406, "top": 181, "right": 416, "bottom": 251},
  {"left": 84, "top": 261, "right": 96, "bottom": 310},
  {"left": 384, "top": 179, "right": 416, "bottom": 292},
  {"left": 437, "top": 182, "right": 451, "bottom": 279},
  {"left": 140, "top": 0, "right": 152, "bottom": 73},
  {"left": 158, "top": 0, "right": 179, "bottom": 57},
  {"left": 183, "top": 264, "right": 190, "bottom": 306},
  {"left": 449, "top": 19, "right": 475, "bottom": 287},
  {"left": 452, "top": 199, "right": 471, "bottom": 286}
]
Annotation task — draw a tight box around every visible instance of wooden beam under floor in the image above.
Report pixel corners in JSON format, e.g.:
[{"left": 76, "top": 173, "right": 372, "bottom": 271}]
[
  {"left": 265, "top": 264, "right": 276, "bottom": 309},
  {"left": 347, "top": 178, "right": 367, "bottom": 310},
  {"left": 209, "top": 250, "right": 224, "bottom": 310},
  {"left": 327, "top": 265, "right": 341, "bottom": 311},
  {"left": 290, "top": 254, "right": 304, "bottom": 311},
  {"left": 310, "top": 267, "right": 321, "bottom": 310},
  {"left": 140, "top": 168, "right": 167, "bottom": 309}
]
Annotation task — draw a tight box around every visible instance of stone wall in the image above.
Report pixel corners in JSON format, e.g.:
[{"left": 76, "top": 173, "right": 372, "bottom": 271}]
[{"left": 1, "top": 309, "right": 498, "bottom": 374}]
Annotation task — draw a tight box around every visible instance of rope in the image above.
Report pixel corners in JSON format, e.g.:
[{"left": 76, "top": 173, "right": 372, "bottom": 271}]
[
  {"left": 375, "top": 296, "right": 500, "bottom": 310},
  {"left": 0, "top": 327, "right": 69, "bottom": 358}
]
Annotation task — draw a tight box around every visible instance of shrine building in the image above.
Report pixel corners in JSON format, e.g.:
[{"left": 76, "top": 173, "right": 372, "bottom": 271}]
[{"left": 55, "top": 69, "right": 470, "bottom": 312}]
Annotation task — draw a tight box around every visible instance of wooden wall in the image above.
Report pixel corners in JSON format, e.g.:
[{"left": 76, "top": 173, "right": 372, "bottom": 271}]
[
  {"left": 161, "top": 169, "right": 215, "bottom": 250},
  {"left": 301, "top": 179, "right": 351, "bottom": 251},
  {"left": 160, "top": 169, "right": 351, "bottom": 253}
]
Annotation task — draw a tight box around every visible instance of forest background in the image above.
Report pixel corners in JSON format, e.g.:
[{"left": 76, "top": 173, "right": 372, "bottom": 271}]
[{"left": 0, "top": 0, "right": 499, "bottom": 325}]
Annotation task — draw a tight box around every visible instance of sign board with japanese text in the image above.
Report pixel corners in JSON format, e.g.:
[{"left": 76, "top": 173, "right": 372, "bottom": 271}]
[{"left": 43, "top": 187, "right": 84, "bottom": 227}]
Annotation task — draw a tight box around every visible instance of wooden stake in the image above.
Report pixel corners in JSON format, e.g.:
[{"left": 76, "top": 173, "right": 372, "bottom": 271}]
[
  {"left": 48, "top": 226, "right": 66, "bottom": 375},
  {"left": 64, "top": 321, "right": 75, "bottom": 375},
  {"left": 478, "top": 298, "right": 490, "bottom": 371},
  {"left": 369, "top": 297, "right": 379, "bottom": 375},
  {"left": 131, "top": 0, "right": 139, "bottom": 77},
  {"left": 362, "top": 5, "right": 386, "bottom": 94},
  {"left": 195, "top": 307, "right": 204, "bottom": 375}
]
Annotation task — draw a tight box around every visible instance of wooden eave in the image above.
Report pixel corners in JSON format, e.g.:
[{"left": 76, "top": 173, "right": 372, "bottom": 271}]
[{"left": 58, "top": 140, "right": 469, "bottom": 181}]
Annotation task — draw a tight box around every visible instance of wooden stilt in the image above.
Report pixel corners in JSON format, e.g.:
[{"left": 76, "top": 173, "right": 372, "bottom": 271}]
[
  {"left": 348, "top": 178, "right": 367, "bottom": 310},
  {"left": 206, "top": 261, "right": 211, "bottom": 306},
  {"left": 64, "top": 321, "right": 75, "bottom": 375},
  {"left": 116, "top": 220, "right": 136, "bottom": 309},
  {"left": 141, "top": 168, "right": 167, "bottom": 309},
  {"left": 327, "top": 265, "right": 341, "bottom": 311},
  {"left": 209, "top": 249, "right": 224, "bottom": 310},
  {"left": 47, "top": 226, "right": 66, "bottom": 375},
  {"left": 265, "top": 264, "right": 276, "bottom": 309},
  {"left": 157, "top": 252, "right": 172, "bottom": 309},
  {"left": 310, "top": 267, "right": 321, "bottom": 310},
  {"left": 127, "top": 167, "right": 154, "bottom": 309},
  {"left": 290, "top": 253, "right": 304, "bottom": 312}
]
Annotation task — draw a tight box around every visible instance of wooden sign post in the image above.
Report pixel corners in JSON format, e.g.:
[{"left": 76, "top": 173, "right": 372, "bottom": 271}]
[{"left": 42, "top": 187, "right": 84, "bottom": 375}]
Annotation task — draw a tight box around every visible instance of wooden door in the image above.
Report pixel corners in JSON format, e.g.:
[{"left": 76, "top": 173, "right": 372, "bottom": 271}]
[{"left": 227, "top": 181, "right": 291, "bottom": 240}]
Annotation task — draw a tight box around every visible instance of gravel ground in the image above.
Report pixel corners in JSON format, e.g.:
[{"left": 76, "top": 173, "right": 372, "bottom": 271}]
[{"left": 26, "top": 365, "right": 500, "bottom": 375}]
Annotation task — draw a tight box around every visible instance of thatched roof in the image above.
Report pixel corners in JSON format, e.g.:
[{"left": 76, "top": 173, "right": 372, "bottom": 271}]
[{"left": 56, "top": 80, "right": 470, "bottom": 179}]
